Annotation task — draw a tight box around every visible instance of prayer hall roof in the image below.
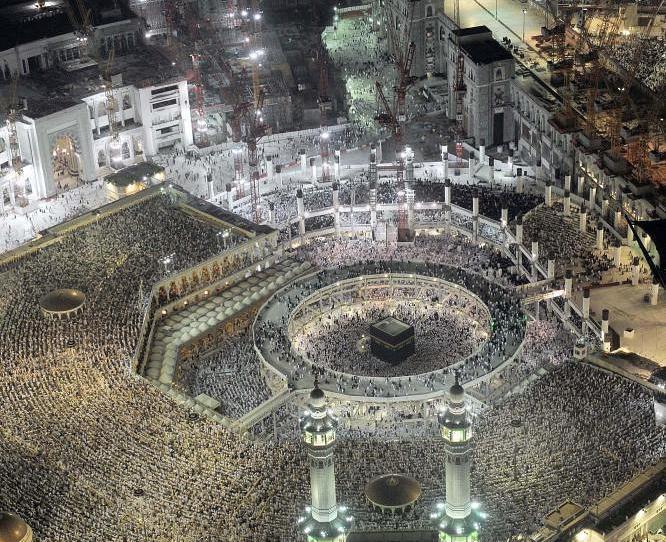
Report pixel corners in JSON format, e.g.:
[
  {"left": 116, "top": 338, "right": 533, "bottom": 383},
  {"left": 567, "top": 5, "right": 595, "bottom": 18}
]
[{"left": 364, "top": 474, "right": 422, "bottom": 509}]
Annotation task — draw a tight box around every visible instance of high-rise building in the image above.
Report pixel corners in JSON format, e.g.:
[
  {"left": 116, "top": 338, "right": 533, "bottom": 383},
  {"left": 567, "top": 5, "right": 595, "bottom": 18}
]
[
  {"left": 298, "top": 383, "right": 351, "bottom": 542},
  {"left": 433, "top": 378, "right": 486, "bottom": 541}
]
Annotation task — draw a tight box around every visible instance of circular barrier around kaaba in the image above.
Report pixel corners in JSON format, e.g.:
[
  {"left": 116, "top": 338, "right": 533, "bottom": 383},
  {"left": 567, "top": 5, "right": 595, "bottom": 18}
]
[{"left": 254, "top": 262, "right": 527, "bottom": 400}]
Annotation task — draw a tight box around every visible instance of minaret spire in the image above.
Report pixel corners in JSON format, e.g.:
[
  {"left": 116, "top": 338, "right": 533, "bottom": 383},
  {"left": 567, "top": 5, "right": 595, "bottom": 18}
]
[
  {"left": 432, "top": 378, "right": 485, "bottom": 540},
  {"left": 298, "top": 383, "right": 351, "bottom": 541}
]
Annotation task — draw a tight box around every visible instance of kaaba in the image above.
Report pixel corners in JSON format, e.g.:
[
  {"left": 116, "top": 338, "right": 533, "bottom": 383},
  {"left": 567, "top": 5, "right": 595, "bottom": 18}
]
[{"left": 369, "top": 317, "right": 415, "bottom": 364}]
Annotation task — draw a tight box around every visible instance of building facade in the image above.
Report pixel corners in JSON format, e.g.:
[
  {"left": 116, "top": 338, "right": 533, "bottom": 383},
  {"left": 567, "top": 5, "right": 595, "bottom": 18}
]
[{"left": 445, "top": 26, "right": 515, "bottom": 147}]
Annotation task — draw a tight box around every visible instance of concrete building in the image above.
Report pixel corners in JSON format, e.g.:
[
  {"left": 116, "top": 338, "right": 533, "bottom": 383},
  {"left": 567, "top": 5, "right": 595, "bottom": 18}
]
[
  {"left": 0, "top": 0, "right": 193, "bottom": 208},
  {"left": 0, "top": 52, "right": 192, "bottom": 207},
  {"left": 445, "top": 26, "right": 515, "bottom": 147}
]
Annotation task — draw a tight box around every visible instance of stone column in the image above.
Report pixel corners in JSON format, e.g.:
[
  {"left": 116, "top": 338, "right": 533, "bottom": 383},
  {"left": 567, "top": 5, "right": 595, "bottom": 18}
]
[
  {"left": 631, "top": 257, "right": 640, "bottom": 286},
  {"left": 501, "top": 205, "right": 508, "bottom": 229},
  {"left": 300, "top": 149, "right": 307, "bottom": 172},
  {"left": 577, "top": 175, "right": 585, "bottom": 197},
  {"left": 545, "top": 181, "right": 553, "bottom": 207},
  {"left": 207, "top": 173, "right": 215, "bottom": 200},
  {"left": 226, "top": 183, "right": 233, "bottom": 209},
  {"left": 488, "top": 156, "right": 495, "bottom": 188},
  {"left": 601, "top": 308, "right": 610, "bottom": 351},
  {"left": 547, "top": 258, "right": 555, "bottom": 280},
  {"left": 564, "top": 174, "right": 571, "bottom": 192},
  {"left": 582, "top": 288, "right": 590, "bottom": 320},
  {"left": 651, "top": 279, "right": 660, "bottom": 306},
  {"left": 310, "top": 157, "right": 317, "bottom": 182},
  {"left": 479, "top": 142, "right": 486, "bottom": 165},
  {"left": 268, "top": 202, "right": 275, "bottom": 224},
  {"left": 444, "top": 178, "right": 452, "bottom": 225},
  {"left": 596, "top": 222, "right": 604, "bottom": 251},
  {"left": 369, "top": 179, "right": 377, "bottom": 229},
  {"left": 579, "top": 204, "right": 588, "bottom": 233},
  {"left": 564, "top": 269, "right": 573, "bottom": 317},
  {"left": 297, "top": 188, "right": 305, "bottom": 237},
  {"left": 441, "top": 144, "right": 449, "bottom": 180},
  {"left": 588, "top": 185, "right": 596, "bottom": 210},
  {"left": 266, "top": 155, "right": 273, "bottom": 177},
  {"left": 563, "top": 189, "right": 571, "bottom": 216},
  {"left": 614, "top": 209, "right": 622, "bottom": 230},
  {"left": 334, "top": 148, "right": 341, "bottom": 180},
  {"left": 516, "top": 170, "right": 524, "bottom": 194},
  {"left": 515, "top": 215, "right": 523, "bottom": 245},
  {"left": 468, "top": 151, "right": 475, "bottom": 178},
  {"left": 614, "top": 245, "right": 622, "bottom": 268},
  {"left": 332, "top": 182, "right": 341, "bottom": 237}
]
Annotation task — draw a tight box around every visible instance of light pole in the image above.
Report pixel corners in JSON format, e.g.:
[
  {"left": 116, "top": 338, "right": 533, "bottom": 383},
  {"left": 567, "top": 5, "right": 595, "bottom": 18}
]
[{"left": 522, "top": 8, "right": 527, "bottom": 43}]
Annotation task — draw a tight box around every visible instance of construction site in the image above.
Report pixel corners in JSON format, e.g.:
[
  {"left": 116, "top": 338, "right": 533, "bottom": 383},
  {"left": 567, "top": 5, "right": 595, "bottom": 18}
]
[{"left": 0, "top": 0, "right": 665, "bottom": 541}]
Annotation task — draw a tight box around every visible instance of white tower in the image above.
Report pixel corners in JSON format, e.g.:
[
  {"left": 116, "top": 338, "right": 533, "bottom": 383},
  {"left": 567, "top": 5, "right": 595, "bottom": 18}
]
[
  {"left": 298, "top": 382, "right": 351, "bottom": 542},
  {"left": 433, "top": 378, "right": 485, "bottom": 541}
]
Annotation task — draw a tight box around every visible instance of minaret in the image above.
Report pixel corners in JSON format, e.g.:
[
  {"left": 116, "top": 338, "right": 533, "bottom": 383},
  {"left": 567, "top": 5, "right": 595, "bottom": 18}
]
[
  {"left": 433, "top": 377, "right": 485, "bottom": 541},
  {"left": 298, "top": 381, "right": 351, "bottom": 542}
]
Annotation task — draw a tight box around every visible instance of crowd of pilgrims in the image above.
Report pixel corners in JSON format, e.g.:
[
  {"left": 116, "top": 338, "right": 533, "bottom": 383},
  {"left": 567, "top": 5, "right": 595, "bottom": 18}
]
[
  {"left": 239, "top": 176, "right": 543, "bottom": 228},
  {"left": 174, "top": 329, "right": 271, "bottom": 419},
  {"left": 0, "top": 192, "right": 662, "bottom": 540},
  {"left": 291, "top": 296, "right": 488, "bottom": 378}
]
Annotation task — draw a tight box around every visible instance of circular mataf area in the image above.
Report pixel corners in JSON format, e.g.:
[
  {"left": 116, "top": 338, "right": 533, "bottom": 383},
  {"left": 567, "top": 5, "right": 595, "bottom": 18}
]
[
  {"left": 289, "top": 279, "right": 491, "bottom": 377},
  {"left": 365, "top": 474, "right": 422, "bottom": 514},
  {"left": 38, "top": 288, "right": 86, "bottom": 319},
  {"left": 255, "top": 262, "right": 526, "bottom": 399}
]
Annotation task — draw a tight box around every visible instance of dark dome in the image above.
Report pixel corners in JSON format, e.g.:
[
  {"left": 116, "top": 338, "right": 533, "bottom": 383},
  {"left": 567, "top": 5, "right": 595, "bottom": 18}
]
[
  {"left": 450, "top": 381, "right": 465, "bottom": 399},
  {"left": 309, "top": 386, "right": 326, "bottom": 407},
  {"left": 0, "top": 512, "right": 30, "bottom": 542},
  {"left": 365, "top": 474, "right": 422, "bottom": 508},
  {"left": 39, "top": 288, "right": 85, "bottom": 313}
]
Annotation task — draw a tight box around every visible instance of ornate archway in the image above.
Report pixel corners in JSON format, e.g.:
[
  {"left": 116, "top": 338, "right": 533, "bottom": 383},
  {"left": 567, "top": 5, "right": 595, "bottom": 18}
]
[{"left": 49, "top": 133, "right": 81, "bottom": 192}]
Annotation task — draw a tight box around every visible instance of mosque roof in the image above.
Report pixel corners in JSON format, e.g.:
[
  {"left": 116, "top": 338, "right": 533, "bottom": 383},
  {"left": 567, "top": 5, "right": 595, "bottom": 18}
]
[
  {"left": 364, "top": 474, "right": 422, "bottom": 509},
  {"left": 0, "top": 512, "right": 30, "bottom": 542},
  {"left": 39, "top": 288, "right": 86, "bottom": 313}
]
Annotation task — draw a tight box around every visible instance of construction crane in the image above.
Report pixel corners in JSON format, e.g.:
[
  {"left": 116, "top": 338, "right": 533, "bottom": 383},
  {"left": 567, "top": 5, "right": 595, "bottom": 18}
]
[
  {"left": 317, "top": 44, "right": 333, "bottom": 183},
  {"left": 63, "top": 0, "right": 94, "bottom": 58},
  {"left": 615, "top": 0, "right": 663, "bottom": 182},
  {"left": 190, "top": 52, "right": 208, "bottom": 143},
  {"left": 3, "top": 74, "right": 26, "bottom": 208},
  {"left": 374, "top": 0, "right": 417, "bottom": 235},
  {"left": 101, "top": 45, "right": 121, "bottom": 167},
  {"left": 578, "top": 6, "right": 620, "bottom": 142},
  {"left": 245, "top": 88, "right": 266, "bottom": 223}
]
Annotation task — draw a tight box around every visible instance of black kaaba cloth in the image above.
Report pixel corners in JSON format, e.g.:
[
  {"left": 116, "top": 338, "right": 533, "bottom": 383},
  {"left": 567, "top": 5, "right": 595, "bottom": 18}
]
[{"left": 369, "top": 317, "right": 415, "bottom": 364}]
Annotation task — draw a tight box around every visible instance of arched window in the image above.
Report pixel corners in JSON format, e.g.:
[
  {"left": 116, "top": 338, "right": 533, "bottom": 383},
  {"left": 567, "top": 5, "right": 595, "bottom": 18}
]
[
  {"left": 495, "top": 67, "right": 504, "bottom": 81},
  {"left": 440, "top": 26, "right": 446, "bottom": 41},
  {"left": 122, "top": 93, "right": 131, "bottom": 110},
  {"left": 426, "top": 4, "right": 433, "bottom": 17},
  {"left": 97, "top": 101, "right": 106, "bottom": 116},
  {"left": 97, "top": 150, "right": 106, "bottom": 167}
]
